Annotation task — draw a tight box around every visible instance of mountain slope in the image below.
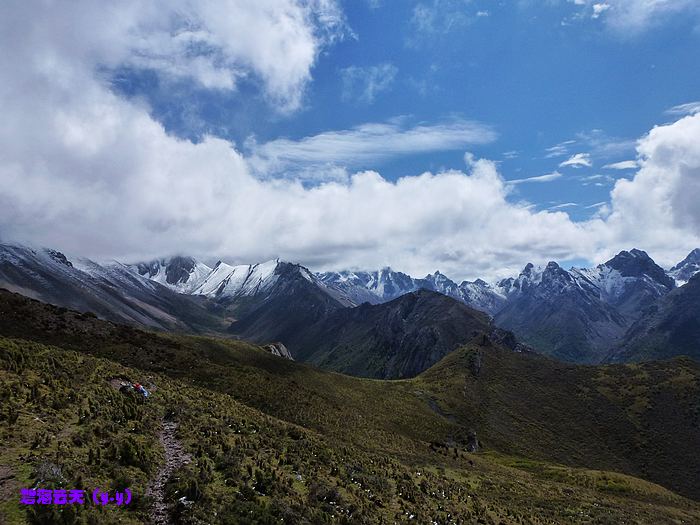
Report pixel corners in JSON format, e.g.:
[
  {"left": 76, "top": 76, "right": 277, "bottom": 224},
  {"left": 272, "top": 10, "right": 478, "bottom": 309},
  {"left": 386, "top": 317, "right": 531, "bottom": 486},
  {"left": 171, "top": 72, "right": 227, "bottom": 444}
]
[
  {"left": 226, "top": 261, "right": 347, "bottom": 345},
  {"left": 286, "top": 289, "right": 494, "bottom": 379},
  {"left": 1, "top": 288, "right": 699, "bottom": 513},
  {"left": 590, "top": 249, "right": 675, "bottom": 318},
  {"left": 130, "top": 256, "right": 213, "bottom": 293},
  {"left": 669, "top": 248, "right": 700, "bottom": 285},
  {"left": 0, "top": 244, "right": 224, "bottom": 333},
  {"left": 418, "top": 339, "right": 700, "bottom": 502},
  {"left": 495, "top": 261, "right": 629, "bottom": 363},
  {"left": 608, "top": 273, "right": 700, "bottom": 363}
]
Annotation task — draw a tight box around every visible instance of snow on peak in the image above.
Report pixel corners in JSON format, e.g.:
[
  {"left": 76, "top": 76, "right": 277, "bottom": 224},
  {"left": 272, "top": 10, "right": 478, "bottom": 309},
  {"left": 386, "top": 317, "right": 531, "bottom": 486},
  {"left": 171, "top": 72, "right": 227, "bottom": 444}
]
[{"left": 669, "top": 248, "right": 700, "bottom": 285}]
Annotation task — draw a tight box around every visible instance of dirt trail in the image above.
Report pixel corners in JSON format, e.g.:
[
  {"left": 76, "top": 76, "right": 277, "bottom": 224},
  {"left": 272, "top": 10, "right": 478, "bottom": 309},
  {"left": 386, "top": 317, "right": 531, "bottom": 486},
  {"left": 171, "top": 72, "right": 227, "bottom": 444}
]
[{"left": 146, "top": 421, "right": 191, "bottom": 525}]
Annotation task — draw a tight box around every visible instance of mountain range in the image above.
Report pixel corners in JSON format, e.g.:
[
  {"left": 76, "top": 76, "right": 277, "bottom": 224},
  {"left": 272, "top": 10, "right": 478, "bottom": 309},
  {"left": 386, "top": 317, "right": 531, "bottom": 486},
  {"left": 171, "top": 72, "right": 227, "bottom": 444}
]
[{"left": 1, "top": 243, "right": 699, "bottom": 372}]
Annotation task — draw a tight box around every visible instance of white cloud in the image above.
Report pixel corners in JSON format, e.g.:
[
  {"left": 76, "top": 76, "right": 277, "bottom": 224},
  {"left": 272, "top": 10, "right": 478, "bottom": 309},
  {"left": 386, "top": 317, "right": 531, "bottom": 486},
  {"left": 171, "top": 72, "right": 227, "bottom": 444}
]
[
  {"left": 549, "top": 202, "right": 578, "bottom": 209},
  {"left": 560, "top": 153, "right": 592, "bottom": 168},
  {"left": 573, "top": 0, "right": 700, "bottom": 33},
  {"left": 545, "top": 140, "right": 576, "bottom": 158},
  {"left": 508, "top": 172, "right": 563, "bottom": 185},
  {"left": 1, "top": 0, "right": 699, "bottom": 281},
  {"left": 603, "top": 160, "right": 638, "bottom": 170},
  {"left": 601, "top": 112, "right": 700, "bottom": 267},
  {"left": 666, "top": 101, "right": 700, "bottom": 116},
  {"left": 592, "top": 3, "right": 610, "bottom": 18},
  {"left": 585, "top": 201, "right": 607, "bottom": 209},
  {"left": 410, "top": 0, "right": 476, "bottom": 38},
  {"left": 340, "top": 63, "right": 398, "bottom": 104},
  {"left": 247, "top": 118, "right": 497, "bottom": 179},
  {"left": 0, "top": 1, "right": 346, "bottom": 113}
]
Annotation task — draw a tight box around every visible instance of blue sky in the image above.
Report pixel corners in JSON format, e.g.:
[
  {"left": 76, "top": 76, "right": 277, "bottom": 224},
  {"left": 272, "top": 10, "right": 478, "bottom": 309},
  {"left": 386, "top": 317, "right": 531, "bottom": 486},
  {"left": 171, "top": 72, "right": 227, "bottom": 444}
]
[
  {"left": 2, "top": 0, "right": 700, "bottom": 280},
  {"left": 112, "top": 0, "right": 700, "bottom": 224}
]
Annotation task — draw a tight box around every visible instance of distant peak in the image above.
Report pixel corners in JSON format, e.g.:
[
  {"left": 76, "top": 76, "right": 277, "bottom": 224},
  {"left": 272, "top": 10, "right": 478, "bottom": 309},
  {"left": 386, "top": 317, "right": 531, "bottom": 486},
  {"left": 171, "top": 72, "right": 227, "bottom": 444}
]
[
  {"left": 607, "top": 249, "right": 651, "bottom": 266},
  {"left": 606, "top": 248, "right": 674, "bottom": 288},
  {"left": 671, "top": 248, "right": 700, "bottom": 270},
  {"left": 519, "top": 263, "right": 537, "bottom": 277},
  {"left": 545, "top": 261, "right": 560, "bottom": 269},
  {"left": 629, "top": 248, "right": 649, "bottom": 258}
]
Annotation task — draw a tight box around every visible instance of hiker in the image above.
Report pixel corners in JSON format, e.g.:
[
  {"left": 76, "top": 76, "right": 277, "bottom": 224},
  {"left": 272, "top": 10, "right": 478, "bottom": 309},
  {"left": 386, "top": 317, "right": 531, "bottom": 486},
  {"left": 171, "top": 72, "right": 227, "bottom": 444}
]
[{"left": 134, "top": 382, "right": 149, "bottom": 398}]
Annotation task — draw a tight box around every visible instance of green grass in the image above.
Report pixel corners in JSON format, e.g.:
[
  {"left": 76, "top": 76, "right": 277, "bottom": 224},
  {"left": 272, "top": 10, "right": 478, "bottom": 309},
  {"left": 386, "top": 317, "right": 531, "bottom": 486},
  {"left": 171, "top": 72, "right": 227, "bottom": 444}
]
[{"left": 1, "top": 289, "right": 700, "bottom": 523}]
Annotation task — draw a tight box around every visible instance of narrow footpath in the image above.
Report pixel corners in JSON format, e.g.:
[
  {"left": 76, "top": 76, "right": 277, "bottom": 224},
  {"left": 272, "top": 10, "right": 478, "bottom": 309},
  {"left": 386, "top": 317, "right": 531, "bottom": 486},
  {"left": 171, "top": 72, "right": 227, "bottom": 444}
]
[{"left": 146, "top": 420, "right": 191, "bottom": 525}]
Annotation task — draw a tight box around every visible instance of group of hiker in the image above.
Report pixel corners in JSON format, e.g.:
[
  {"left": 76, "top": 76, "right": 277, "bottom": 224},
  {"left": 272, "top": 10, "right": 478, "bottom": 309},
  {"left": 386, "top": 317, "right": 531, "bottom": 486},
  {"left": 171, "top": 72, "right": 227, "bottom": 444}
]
[{"left": 119, "top": 380, "right": 150, "bottom": 399}]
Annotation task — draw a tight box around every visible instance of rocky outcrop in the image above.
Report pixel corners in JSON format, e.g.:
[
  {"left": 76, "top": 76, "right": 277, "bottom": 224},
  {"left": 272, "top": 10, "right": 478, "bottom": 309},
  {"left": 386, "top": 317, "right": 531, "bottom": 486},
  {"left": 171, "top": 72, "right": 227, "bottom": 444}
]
[{"left": 262, "top": 342, "right": 294, "bottom": 360}]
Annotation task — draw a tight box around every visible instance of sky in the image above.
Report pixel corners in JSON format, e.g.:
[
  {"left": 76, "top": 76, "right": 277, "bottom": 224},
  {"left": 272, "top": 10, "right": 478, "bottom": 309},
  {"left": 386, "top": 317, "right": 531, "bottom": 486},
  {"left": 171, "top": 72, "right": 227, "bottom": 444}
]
[{"left": 0, "top": 0, "right": 699, "bottom": 281}]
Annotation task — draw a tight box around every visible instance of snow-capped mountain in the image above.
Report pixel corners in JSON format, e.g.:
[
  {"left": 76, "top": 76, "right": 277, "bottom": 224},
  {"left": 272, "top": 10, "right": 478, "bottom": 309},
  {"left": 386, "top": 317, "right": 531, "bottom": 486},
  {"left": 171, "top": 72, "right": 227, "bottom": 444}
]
[
  {"left": 571, "top": 249, "right": 675, "bottom": 318},
  {"left": 317, "top": 268, "right": 417, "bottom": 305},
  {"left": 3, "top": 241, "right": 699, "bottom": 365},
  {"left": 192, "top": 259, "right": 283, "bottom": 299},
  {"left": 496, "top": 263, "right": 545, "bottom": 297},
  {"left": 131, "top": 256, "right": 212, "bottom": 294},
  {"left": 131, "top": 256, "right": 346, "bottom": 305},
  {"left": 318, "top": 251, "right": 689, "bottom": 363},
  {"left": 669, "top": 248, "right": 700, "bottom": 285},
  {"left": 494, "top": 261, "right": 629, "bottom": 363},
  {"left": 0, "top": 244, "right": 221, "bottom": 331},
  {"left": 318, "top": 268, "right": 506, "bottom": 314}
]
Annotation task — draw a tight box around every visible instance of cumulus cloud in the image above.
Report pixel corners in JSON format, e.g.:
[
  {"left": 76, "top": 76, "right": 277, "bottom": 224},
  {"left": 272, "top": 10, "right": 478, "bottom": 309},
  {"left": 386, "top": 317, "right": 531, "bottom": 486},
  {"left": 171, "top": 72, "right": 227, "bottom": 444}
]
[
  {"left": 18, "top": 0, "right": 345, "bottom": 111},
  {"left": 600, "top": 112, "right": 700, "bottom": 267},
  {"left": 1, "top": 1, "right": 699, "bottom": 281},
  {"left": 340, "top": 63, "right": 398, "bottom": 104}
]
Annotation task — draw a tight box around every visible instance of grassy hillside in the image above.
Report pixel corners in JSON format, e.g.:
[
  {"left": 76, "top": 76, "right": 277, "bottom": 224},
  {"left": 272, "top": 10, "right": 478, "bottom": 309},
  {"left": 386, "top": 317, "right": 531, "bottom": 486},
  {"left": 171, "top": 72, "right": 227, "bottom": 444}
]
[
  {"left": 418, "top": 338, "right": 700, "bottom": 500},
  {"left": 1, "top": 289, "right": 699, "bottom": 523}
]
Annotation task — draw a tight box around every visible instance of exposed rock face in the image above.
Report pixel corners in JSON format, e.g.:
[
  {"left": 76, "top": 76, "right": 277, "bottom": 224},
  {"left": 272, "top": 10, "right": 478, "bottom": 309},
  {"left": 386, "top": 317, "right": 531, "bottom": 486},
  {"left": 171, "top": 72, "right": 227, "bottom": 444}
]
[
  {"left": 47, "top": 250, "right": 73, "bottom": 268},
  {"left": 262, "top": 342, "right": 294, "bottom": 360}
]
